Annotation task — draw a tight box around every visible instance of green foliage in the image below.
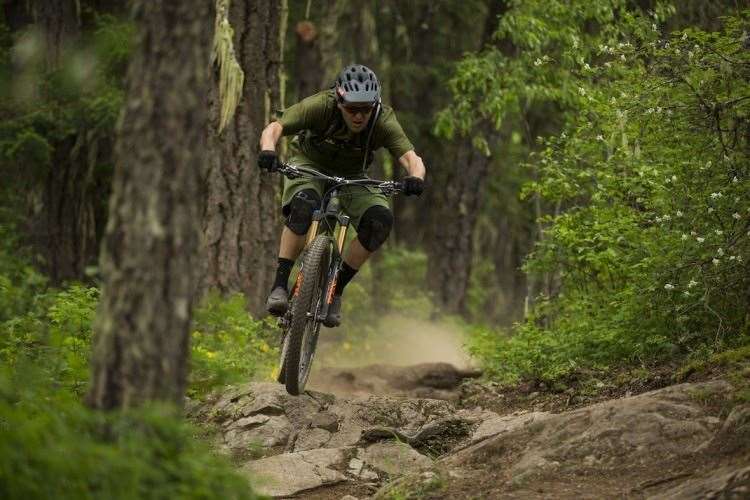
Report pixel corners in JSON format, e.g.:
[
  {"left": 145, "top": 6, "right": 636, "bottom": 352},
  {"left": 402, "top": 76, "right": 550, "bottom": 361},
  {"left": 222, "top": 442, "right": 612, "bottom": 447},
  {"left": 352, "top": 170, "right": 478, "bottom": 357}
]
[
  {"left": 190, "top": 292, "right": 279, "bottom": 396},
  {"left": 461, "top": 4, "right": 750, "bottom": 383},
  {"left": 0, "top": 365, "right": 258, "bottom": 500}
]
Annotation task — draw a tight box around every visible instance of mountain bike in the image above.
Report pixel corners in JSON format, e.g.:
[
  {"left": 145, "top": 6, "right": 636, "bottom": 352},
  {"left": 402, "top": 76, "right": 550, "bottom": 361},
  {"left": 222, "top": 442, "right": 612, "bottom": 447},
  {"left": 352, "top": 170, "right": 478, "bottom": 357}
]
[{"left": 274, "top": 163, "right": 403, "bottom": 395}]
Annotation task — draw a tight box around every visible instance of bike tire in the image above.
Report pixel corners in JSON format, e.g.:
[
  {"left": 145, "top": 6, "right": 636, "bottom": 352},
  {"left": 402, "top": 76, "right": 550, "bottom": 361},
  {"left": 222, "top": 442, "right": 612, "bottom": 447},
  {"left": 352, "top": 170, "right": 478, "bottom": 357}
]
[{"left": 284, "top": 235, "right": 330, "bottom": 395}]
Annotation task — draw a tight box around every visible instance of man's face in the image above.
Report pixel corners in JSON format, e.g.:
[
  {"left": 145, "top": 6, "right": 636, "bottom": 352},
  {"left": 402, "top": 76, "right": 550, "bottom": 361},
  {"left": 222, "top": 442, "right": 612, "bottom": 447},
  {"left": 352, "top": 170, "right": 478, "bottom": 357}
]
[{"left": 338, "top": 102, "right": 374, "bottom": 133}]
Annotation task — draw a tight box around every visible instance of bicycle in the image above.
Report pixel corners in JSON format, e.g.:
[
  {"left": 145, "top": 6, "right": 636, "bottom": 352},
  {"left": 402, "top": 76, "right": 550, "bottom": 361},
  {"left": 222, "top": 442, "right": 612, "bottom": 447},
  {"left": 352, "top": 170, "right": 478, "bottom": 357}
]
[{"left": 273, "top": 163, "right": 404, "bottom": 395}]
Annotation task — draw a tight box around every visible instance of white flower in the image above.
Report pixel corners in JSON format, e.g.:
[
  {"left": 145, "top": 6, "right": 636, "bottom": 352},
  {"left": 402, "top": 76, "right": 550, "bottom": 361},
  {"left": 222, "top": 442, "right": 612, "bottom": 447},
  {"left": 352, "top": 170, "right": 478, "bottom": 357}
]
[
  {"left": 610, "top": 97, "right": 617, "bottom": 104},
  {"left": 682, "top": 33, "right": 688, "bottom": 41},
  {"left": 696, "top": 237, "right": 705, "bottom": 243},
  {"left": 710, "top": 192, "right": 722, "bottom": 199},
  {"left": 681, "top": 234, "right": 688, "bottom": 240},
  {"left": 646, "top": 108, "right": 654, "bottom": 114},
  {"left": 715, "top": 229, "right": 723, "bottom": 236},
  {"left": 690, "top": 231, "right": 697, "bottom": 236},
  {"left": 652, "top": 23, "right": 658, "bottom": 31},
  {"left": 620, "top": 54, "right": 626, "bottom": 62},
  {"left": 683, "top": 291, "right": 690, "bottom": 297},
  {"left": 717, "top": 248, "right": 725, "bottom": 256},
  {"left": 688, "top": 280, "right": 698, "bottom": 288},
  {"left": 656, "top": 107, "right": 663, "bottom": 113},
  {"left": 596, "top": 134, "right": 604, "bottom": 141},
  {"left": 738, "top": 256, "right": 744, "bottom": 262},
  {"left": 655, "top": 216, "right": 662, "bottom": 223},
  {"left": 712, "top": 258, "right": 720, "bottom": 266},
  {"left": 664, "top": 283, "right": 675, "bottom": 290},
  {"left": 584, "top": 63, "right": 591, "bottom": 71},
  {"left": 663, "top": 214, "right": 671, "bottom": 221},
  {"left": 729, "top": 255, "right": 736, "bottom": 261},
  {"left": 578, "top": 87, "right": 586, "bottom": 96},
  {"left": 733, "top": 212, "right": 742, "bottom": 220},
  {"left": 732, "top": 176, "right": 739, "bottom": 183},
  {"left": 676, "top": 210, "right": 683, "bottom": 216},
  {"left": 672, "top": 175, "right": 678, "bottom": 182},
  {"left": 534, "top": 58, "right": 543, "bottom": 66},
  {"left": 708, "top": 207, "right": 714, "bottom": 213}
]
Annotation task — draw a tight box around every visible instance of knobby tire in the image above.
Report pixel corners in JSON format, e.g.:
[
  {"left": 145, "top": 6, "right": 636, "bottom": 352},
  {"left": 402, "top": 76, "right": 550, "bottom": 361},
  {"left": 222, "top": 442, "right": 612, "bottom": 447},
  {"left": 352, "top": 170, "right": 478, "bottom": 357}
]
[{"left": 284, "top": 235, "right": 330, "bottom": 395}]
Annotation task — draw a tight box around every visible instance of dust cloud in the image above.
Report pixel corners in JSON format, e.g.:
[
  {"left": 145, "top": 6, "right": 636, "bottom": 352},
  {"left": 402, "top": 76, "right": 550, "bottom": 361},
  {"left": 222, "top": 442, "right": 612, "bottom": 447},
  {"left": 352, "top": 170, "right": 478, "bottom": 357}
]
[{"left": 313, "top": 313, "right": 476, "bottom": 370}]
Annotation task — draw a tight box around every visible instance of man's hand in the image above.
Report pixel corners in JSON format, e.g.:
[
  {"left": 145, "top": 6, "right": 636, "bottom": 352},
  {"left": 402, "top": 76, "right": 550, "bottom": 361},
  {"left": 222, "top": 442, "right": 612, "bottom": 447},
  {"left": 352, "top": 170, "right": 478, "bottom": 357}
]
[
  {"left": 403, "top": 176, "right": 424, "bottom": 196},
  {"left": 258, "top": 150, "right": 279, "bottom": 172}
]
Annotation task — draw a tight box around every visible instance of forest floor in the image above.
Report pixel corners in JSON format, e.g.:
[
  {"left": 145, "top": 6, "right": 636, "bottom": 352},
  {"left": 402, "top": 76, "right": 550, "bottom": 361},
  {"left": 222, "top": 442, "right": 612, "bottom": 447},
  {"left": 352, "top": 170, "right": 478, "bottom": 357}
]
[{"left": 190, "top": 350, "right": 750, "bottom": 499}]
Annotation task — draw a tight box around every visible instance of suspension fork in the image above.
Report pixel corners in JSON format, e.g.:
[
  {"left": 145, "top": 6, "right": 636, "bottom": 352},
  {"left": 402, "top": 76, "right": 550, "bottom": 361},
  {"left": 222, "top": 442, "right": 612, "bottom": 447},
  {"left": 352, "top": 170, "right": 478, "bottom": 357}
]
[{"left": 324, "top": 214, "right": 350, "bottom": 307}]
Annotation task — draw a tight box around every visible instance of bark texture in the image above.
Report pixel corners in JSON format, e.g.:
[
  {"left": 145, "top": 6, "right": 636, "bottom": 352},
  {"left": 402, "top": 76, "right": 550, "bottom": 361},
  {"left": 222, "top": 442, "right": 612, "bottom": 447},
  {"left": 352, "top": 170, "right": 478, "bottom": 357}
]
[
  {"left": 294, "top": 20, "right": 321, "bottom": 100},
  {"left": 202, "top": 0, "right": 286, "bottom": 316},
  {"left": 87, "top": 0, "right": 211, "bottom": 410},
  {"left": 34, "top": 0, "right": 79, "bottom": 69},
  {"left": 424, "top": 139, "right": 490, "bottom": 315}
]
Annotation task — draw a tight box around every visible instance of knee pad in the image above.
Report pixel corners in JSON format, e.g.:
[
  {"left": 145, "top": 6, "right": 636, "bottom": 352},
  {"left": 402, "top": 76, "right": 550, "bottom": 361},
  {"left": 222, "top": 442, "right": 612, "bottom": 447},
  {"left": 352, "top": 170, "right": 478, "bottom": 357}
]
[
  {"left": 357, "top": 205, "right": 393, "bottom": 252},
  {"left": 285, "top": 189, "right": 320, "bottom": 235}
]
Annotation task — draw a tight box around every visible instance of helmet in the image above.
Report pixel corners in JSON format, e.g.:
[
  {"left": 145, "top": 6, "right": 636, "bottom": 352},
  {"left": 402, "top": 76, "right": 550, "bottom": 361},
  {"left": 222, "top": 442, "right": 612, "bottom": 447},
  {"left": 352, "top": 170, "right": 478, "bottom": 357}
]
[{"left": 335, "top": 64, "right": 380, "bottom": 105}]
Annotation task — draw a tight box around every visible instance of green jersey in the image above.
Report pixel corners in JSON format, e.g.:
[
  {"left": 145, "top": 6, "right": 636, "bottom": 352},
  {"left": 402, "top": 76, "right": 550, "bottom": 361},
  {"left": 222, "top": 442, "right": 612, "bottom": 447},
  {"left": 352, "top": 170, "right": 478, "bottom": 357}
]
[{"left": 278, "top": 90, "right": 414, "bottom": 177}]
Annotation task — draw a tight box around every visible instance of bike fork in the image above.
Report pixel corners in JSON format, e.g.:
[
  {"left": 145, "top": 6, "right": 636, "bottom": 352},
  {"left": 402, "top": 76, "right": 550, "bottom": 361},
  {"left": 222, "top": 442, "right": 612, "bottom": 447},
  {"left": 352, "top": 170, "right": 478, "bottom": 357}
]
[{"left": 320, "top": 214, "right": 350, "bottom": 319}]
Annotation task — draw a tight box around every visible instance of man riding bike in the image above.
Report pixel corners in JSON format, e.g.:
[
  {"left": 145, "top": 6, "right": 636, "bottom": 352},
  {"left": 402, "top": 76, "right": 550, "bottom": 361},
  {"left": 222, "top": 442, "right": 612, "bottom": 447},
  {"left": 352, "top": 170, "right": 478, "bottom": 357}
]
[{"left": 258, "top": 64, "right": 426, "bottom": 327}]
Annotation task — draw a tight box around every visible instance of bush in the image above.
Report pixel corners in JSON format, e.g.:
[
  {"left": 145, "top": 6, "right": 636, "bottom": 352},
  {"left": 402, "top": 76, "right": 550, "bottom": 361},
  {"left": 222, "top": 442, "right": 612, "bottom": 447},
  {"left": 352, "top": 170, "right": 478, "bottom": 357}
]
[
  {"left": 461, "top": 5, "right": 750, "bottom": 384},
  {"left": 190, "top": 292, "right": 278, "bottom": 396},
  {"left": 0, "top": 365, "right": 258, "bottom": 500}
]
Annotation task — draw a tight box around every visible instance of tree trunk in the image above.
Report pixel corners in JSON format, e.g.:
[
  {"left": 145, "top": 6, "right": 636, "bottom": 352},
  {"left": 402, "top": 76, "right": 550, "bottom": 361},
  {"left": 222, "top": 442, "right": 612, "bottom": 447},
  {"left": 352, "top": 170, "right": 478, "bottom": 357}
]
[
  {"left": 202, "top": 0, "right": 286, "bottom": 316},
  {"left": 33, "top": 0, "right": 79, "bottom": 69},
  {"left": 294, "top": 20, "right": 321, "bottom": 100},
  {"left": 422, "top": 1, "right": 507, "bottom": 316},
  {"left": 87, "top": 0, "right": 211, "bottom": 411},
  {"left": 424, "top": 137, "right": 491, "bottom": 315}
]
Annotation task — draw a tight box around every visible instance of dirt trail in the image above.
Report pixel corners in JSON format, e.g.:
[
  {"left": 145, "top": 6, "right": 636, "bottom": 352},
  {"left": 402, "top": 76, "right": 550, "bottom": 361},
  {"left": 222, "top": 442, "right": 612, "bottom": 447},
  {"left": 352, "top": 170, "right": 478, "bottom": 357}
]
[{"left": 190, "top": 361, "right": 750, "bottom": 499}]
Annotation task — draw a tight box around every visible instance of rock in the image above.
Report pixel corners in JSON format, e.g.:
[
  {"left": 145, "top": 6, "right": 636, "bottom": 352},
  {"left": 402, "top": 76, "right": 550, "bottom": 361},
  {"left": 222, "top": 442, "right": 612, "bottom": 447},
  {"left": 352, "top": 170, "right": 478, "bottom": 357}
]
[
  {"left": 310, "top": 410, "right": 339, "bottom": 432},
  {"left": 310, "top": 363, "right": 481, "bottom": 399},
  {"left": 224, "top": 415, "right": 292, "bottom": 450},
  {"left": 648, "top": 465, "right": 750, "bottom": 499},
  {"left": 348, "top": 457, "right": 364, "bottom": 475},
  {"left": 293, "top": 427, "right": 332, "bottom": 451},
  {"left": 241, "top": 447, "right": 349, "bottom": 497},
  {"left": 359, "top": 468, "right": 379, "bottom": 481},
  {"left": 361, "top": 441, "right": 433, "bottom": 476},
  {"left": 469, "top": 411, "right": 551, "bottom": 444},
  {"left": 696, "top": 403, "right": 750, "bottom": 454},
  {"left": 444, "top": 380, "right": 731, "bottom": 482}
]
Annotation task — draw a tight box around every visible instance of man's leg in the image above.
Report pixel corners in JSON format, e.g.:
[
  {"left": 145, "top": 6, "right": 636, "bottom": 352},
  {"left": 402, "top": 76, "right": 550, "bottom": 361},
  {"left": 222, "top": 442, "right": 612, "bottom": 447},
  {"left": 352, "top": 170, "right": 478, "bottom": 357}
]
[
  {"left": 324, "top": 204, "right": 393, "bottom": 327},
  {"left": 267, "top": 187, "right": 322, "bottom": 315}
]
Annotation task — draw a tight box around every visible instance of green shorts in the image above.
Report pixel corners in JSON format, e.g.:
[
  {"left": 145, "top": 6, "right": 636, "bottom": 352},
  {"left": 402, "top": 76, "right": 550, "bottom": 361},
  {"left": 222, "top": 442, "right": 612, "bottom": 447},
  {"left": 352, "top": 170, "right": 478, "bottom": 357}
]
[{"left": 281, "top": 155, "right": 390, "bottom": 229}]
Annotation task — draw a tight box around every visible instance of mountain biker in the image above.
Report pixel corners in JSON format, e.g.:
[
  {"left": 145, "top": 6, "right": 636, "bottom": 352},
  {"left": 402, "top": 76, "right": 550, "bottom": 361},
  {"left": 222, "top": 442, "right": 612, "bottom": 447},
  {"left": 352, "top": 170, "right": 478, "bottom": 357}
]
[{"left": 258, "top": 64, "right": 426, "bottom": 327}]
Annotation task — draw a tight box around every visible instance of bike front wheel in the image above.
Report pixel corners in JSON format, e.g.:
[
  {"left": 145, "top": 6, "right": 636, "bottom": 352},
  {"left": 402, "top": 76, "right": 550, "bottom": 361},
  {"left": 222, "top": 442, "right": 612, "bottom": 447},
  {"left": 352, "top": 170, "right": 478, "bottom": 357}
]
[{"left": 283, "top": 235, "right": 331, "bottom": 395}]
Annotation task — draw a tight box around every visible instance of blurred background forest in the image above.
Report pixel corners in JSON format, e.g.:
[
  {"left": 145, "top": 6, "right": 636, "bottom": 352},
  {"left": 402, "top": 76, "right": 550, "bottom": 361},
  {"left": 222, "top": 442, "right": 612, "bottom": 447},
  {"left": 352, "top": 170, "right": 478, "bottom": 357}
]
[{"left": 0, "top": 1, "right": 748, "bottom": 498}]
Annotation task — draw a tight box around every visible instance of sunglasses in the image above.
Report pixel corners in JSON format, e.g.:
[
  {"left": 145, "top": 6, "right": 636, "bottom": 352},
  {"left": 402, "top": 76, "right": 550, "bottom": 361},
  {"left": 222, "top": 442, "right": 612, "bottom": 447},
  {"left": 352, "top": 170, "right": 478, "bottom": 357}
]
[{"left": 341, "top": 104, "right": 374, "bottom": 115}]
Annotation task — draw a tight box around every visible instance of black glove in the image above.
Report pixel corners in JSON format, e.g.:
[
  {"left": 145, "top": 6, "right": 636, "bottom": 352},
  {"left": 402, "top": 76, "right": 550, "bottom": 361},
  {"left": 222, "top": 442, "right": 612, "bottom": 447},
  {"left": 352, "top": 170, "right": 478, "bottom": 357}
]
[
  {"left": 258, "top": 150, "right": 279, "bottom": 172},
  {"left": 403, "top": 176, "right": 424, "bottom": 196}
]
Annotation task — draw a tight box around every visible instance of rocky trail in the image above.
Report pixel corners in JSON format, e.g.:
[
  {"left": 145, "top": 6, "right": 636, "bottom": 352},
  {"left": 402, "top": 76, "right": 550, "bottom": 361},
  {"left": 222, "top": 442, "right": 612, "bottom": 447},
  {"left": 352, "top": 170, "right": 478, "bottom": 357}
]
[{"left": 189, "top": 363, "right": 750, "bottom": 499}]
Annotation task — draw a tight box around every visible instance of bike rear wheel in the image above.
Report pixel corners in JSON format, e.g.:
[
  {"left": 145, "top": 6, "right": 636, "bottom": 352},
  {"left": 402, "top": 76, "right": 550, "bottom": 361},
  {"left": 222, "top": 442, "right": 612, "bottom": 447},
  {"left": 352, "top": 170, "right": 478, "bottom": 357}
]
[{"left": 283, "top": 235, "right": 331, "bottom": 395}]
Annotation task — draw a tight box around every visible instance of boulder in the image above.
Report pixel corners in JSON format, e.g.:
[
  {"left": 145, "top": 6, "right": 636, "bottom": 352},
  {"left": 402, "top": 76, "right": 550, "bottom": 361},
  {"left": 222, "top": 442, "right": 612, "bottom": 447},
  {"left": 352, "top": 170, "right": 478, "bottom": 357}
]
[{"left": 241, "top": 447, "right": 350, "bottom": 497}]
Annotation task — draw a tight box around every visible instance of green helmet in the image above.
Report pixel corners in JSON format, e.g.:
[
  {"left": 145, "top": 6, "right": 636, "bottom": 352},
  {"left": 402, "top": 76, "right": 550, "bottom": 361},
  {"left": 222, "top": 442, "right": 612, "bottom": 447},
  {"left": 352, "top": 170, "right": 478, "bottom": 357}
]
[{"left": 335, "top": 64, "right": 381, "bottom": 105}]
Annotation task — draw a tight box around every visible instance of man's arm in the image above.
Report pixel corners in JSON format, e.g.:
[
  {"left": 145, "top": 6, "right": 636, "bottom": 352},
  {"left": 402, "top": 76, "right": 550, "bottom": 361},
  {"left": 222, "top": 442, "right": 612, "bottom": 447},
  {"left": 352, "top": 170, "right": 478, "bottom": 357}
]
[
  {"left": 398, "top": 150, "right": 426, "bottom": 179},
  {"left": 260, "top": 121, "right": 283, "bottom": 151}
]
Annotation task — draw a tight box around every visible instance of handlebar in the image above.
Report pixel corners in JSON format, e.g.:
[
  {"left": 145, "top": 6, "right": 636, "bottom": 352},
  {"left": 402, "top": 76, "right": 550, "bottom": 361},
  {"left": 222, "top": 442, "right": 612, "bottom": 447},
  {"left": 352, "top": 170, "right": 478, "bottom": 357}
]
[{"left": 275, "top": 163, "right": 404, "bottom": 195}]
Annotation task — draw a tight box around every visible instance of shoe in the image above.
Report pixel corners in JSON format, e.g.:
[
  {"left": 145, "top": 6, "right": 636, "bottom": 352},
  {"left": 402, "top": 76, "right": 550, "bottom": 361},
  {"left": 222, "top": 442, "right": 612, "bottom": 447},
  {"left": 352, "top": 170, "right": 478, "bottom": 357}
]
[
  {"left": 323, "top": 295, "right": 342, "bottom": 328},
  {"left": 266, "top": 286, "right": 289, "bottom": 316}
]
